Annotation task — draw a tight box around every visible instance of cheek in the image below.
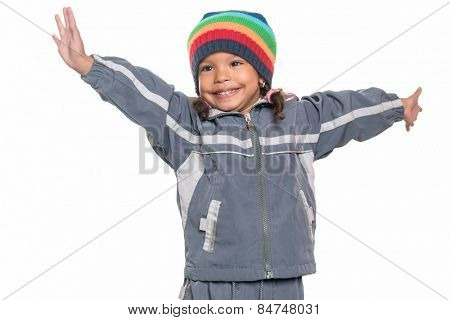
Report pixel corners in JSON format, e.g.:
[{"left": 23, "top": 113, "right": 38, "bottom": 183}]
[
  {"left": 242, "top": 77, "right": 259, "bottom": 90},
  {"left": 198, "top": 74, "right": 212, "bottom": 89},
  {"left": 240, "top": 68, "right": 259, "bottom": 87}
]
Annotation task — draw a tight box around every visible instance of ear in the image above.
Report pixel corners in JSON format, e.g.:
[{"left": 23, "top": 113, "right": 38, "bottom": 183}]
[{"left": 258, "top": 78, "right": 266, "bottom": 88}]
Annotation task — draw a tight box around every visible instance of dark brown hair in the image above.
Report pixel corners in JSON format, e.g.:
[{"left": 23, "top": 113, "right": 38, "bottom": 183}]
[{"left": 193, "top": 81, "right": 286, "bottom": 121}]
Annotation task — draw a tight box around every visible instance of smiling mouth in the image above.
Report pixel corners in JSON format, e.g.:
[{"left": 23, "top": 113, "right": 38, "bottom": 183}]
[{"left": 214, "top": 88, "right": 241, "bottom": 97}]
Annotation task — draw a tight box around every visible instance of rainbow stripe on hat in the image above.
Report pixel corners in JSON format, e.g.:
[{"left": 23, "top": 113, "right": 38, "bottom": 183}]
[{"left": 187, "top": 10, "right": 277, "bottom": 95}]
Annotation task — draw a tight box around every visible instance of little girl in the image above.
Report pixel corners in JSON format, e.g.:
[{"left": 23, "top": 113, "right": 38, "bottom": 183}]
[{"left": 53, "top": 7, "right": 423, "bottom": 300}]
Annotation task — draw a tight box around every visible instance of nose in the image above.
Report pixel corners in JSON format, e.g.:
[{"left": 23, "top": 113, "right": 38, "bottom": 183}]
[{"left": 214, "top": 66, "right": 230, "bottom": 83}]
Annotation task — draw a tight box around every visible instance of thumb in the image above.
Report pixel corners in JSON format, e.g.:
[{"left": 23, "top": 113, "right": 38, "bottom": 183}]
[
  {"left": 413, "top": 86, "right": 422, "bottom": 98},
  {"left": 52, "top": 34, "right": 60, "bottom": 46}
]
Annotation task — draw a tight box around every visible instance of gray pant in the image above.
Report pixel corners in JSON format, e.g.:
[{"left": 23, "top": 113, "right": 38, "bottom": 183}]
[{"left": 179, "top": 277, "right": 304, "bottom": 300}]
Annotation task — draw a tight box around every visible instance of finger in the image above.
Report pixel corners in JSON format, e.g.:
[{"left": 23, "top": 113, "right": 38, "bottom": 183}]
[
  {"left": 419, "top": 106, "right": 423, "bottom": 112},
  {"left": 67, "top": 7, "right": 78, "bottom": 34},
  {"left": 63, "top": 7, "right": 70, "bottom": 34},
  {"left": 414, "top": 87, "right": 422, "bottom": 98},
  {"left": 52, "top": 34, "right": 60, "bottom": 46},
  {"left": 55, "top": 14, "right": 65, "bottom": 38}
]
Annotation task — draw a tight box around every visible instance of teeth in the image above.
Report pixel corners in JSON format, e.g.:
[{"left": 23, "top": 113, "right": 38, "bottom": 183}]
[{"left": 216, "top": 89, "right": 238, "bottom": 95}]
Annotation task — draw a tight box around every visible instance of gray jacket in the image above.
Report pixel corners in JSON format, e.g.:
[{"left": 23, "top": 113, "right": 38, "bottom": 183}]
[{"left": 81, "top": 54, "right": 405, "bottom": 281}]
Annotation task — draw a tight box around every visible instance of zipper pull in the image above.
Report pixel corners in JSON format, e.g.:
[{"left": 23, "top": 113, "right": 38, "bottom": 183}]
[
  {"left": 244, "top": 113, "right": 254, "bottom": 130},
  {"left": 266, "top": 270, "right": 273, "bottom": 279}
]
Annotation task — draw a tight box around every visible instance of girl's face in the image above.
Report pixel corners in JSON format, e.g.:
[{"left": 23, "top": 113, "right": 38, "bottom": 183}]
[{"left": 198, "top": 52, "right": 264, "bottom": 114}]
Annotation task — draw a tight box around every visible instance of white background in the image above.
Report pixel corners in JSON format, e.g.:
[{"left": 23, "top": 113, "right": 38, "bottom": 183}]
[{"left": 0, "top": 0, "right": 449, "bottom": 316}]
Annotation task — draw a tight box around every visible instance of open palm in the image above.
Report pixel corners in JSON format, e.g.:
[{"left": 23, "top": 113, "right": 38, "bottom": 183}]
[
  {"left": 401, "top": 87, "right": 423, "bottom": 132},
  {"left": 52, "top": 7, "right": 92, "bottom": 75}
]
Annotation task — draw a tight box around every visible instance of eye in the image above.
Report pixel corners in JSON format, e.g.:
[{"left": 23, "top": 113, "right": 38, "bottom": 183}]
[
  {"left": 231, "top": 60, "right": 243, "bottom": 67},
  {"left": 200, "top": 65, "right": 212, "bottom": 72}
]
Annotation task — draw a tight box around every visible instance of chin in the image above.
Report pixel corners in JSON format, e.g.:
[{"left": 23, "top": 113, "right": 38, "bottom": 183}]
[{"left": 213, "top": 102, "right": 240, "bottom": 112}]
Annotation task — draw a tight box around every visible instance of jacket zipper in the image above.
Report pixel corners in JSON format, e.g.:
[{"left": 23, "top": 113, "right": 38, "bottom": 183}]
[
  {"left": 244, "top": 112, "right": 273, "bottom": 279},
  {"left": 206, "top": 102, "right": 274, "bottom": 279}
]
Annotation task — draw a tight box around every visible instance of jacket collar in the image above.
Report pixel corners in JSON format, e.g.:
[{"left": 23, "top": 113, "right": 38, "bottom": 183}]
[{"left": 207, "top": 97, "right": 269, "bottom": 120}]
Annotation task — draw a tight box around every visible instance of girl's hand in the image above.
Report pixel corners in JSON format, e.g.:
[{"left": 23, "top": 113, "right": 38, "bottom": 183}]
[
  {"left": 52, "top": 7, "right": 93, "bottom": 76},
  {"left": 401, "top": 87, "right": 423, "bottom": 132}
]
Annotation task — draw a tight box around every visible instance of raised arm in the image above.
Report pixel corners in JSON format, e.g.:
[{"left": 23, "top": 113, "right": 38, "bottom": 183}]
[
  {"left": 52, "top": 7, "right": 200, "bottom": 171},
  {"left": 301, "top": 87, "right": 406, "bottom": 161}
]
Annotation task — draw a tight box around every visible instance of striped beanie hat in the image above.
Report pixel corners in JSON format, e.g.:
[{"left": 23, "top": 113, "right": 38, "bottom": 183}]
[{"left": 187, "top": 10, "right": 277, "bottom": 95}]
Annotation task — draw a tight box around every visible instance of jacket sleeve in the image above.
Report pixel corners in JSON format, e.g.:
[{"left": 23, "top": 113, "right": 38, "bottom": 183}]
[
  {"left": 301, "top": 87, "right": 405, "bottom": 161},
  {"left": 80, "top": 54, "right": 199, "bottom": 170}
]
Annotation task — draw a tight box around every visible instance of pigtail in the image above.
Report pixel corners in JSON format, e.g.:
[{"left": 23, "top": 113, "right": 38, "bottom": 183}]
[
  {"left": 192, "top": 97, "right": 211, "bottom": 121},
  {"left": 260, "top": 82, "right": 286, "bottom": 121}
]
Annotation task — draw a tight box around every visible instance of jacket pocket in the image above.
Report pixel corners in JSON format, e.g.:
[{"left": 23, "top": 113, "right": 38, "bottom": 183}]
[
  {"left": 299, "top": 189, "right": 315, "bottom": 242},
  {"left": 198, "top": 199, "right": 222, "bottom": 253}
]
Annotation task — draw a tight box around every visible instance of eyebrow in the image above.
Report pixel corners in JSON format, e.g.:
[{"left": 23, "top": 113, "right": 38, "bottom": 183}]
[{"left": 200, "top": 55, "right": 241, "bottom": 66}]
